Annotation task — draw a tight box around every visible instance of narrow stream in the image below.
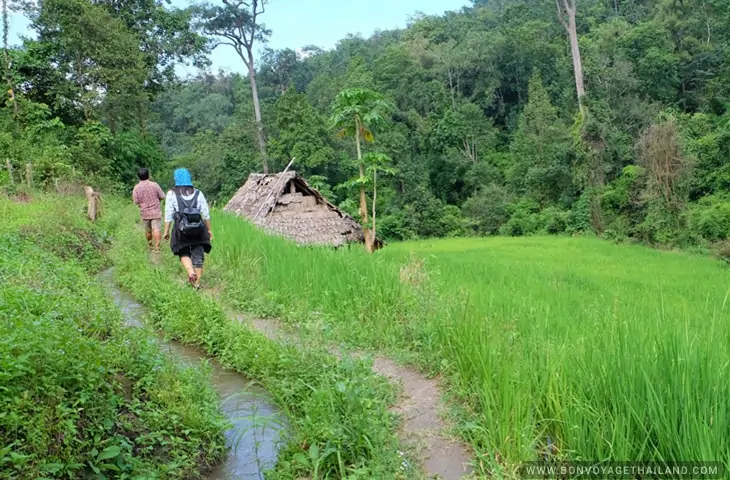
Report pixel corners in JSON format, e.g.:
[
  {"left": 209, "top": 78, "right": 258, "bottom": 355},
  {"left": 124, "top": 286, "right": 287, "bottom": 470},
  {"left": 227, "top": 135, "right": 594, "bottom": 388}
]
[{"left": 101, "top": 270, "right": 285, "bottom": 480}]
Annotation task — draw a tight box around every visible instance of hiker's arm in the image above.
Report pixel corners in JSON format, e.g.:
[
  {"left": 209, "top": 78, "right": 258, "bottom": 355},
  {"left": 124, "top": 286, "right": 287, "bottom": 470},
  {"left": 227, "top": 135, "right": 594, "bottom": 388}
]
[
  {"left": 156, "top": 184, "right": 165, "bottom": 200},
  {"left": 199, "top": 192, "right": 213, "bottom": 241},
  {"left": 132, "top": 187, "right": 139, "bottom": 205},
  {"left": 204, "top": 219, "right": 213, "bottom": 241},
  {"left": 162, "top": 191, "right": 174, "bottom": 240}
]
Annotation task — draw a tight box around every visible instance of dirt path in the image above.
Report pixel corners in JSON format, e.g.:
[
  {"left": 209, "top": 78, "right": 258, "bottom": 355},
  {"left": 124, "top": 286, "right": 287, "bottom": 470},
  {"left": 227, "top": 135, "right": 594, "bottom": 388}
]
[
  {"left": 243, "top": 316, "right": 474, "bottom": 479},
  {"left": 146, "top": 242, "right": 473, "bottom": 478}
]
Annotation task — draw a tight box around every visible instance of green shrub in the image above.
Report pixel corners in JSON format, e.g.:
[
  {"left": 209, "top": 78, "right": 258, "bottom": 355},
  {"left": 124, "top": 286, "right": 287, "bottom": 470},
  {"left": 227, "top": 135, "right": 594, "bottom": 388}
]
[
  {"left": 687, "top": 198, "right": 730, "bottom": 241},
  {"left": 539, "top": 206, "right": 570, "bottom": 234},
  {"left": 0, "top": 201, "right": 227, "bottom": 479},
  {"left": 462, "top": 184, "right": 512, "bottom": 235}
]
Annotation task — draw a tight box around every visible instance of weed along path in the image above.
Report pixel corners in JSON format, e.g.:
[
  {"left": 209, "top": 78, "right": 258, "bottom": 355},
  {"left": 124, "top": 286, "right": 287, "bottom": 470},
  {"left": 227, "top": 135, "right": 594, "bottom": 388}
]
[
  {"left": 239, "top": 315, "right": 474, "bottom": 479},
  {"left": 101, "top": 270, "right": 286, "bottom": 479}
]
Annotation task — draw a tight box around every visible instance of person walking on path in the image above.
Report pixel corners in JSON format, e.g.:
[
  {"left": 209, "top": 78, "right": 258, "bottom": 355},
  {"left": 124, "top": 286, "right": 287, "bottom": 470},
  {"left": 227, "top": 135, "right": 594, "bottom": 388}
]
[
  {"left": 162, "top": 168, "right": 213, "bottom": 289},
  {"left": 132, "top": 167, "right": 166, "bottom": 253}
]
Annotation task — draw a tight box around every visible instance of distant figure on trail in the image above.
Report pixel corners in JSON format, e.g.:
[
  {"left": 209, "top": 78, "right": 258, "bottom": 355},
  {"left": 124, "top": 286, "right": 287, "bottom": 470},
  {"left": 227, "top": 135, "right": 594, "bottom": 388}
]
[
  {"left": 162, "top": 168, "right": 213, "bottom": 289},
  {"left": 132, "top": 167, "right": 165, "bottom": 253}
]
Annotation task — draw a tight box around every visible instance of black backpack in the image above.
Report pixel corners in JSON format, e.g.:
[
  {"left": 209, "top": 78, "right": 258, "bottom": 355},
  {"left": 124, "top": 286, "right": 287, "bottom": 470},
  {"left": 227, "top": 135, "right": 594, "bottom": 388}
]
[{"left": 174, "top": 190, "right": 205, "bottom": 237}]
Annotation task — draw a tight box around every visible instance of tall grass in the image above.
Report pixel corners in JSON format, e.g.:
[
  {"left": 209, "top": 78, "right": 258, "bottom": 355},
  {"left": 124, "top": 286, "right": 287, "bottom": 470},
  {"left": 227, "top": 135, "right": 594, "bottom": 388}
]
[{"left": 210, "top": 213, "right": 730, "bottom": 472}]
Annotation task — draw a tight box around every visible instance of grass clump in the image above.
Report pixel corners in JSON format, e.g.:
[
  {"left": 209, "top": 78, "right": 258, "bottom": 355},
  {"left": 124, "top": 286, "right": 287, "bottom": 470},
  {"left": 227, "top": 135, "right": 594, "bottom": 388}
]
[
  {"left": 0, "top": 196, "right": 228, "bottom": 479},
  {"left": 109, "top": 207, "right": 415, "bottom": 479},
  {"left": 206, "top": 212, "right": 730, "bottom": 474}
]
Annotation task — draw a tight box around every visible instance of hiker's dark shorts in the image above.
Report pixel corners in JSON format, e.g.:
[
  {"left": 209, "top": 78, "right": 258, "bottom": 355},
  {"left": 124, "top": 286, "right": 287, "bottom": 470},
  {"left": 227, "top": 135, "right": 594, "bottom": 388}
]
[{"left": 178, "top": 245, "right": 205, "bottom": 268}]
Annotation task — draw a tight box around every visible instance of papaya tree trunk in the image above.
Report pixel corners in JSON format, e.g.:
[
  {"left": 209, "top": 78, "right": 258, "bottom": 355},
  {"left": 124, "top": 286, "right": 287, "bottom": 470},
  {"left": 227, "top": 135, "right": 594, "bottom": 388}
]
[
  {"left": 371, "top": 167, "right": 377, "bottom": 250},
  {"left": 355, "top": 117, "right": 373, "bottom": 252}
]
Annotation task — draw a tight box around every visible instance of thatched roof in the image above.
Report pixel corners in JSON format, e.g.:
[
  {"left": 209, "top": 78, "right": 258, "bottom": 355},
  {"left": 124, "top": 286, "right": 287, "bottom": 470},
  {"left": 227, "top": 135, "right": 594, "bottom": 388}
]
[{"left": 224, "top": 171, "right": 381, "bottom": 247}]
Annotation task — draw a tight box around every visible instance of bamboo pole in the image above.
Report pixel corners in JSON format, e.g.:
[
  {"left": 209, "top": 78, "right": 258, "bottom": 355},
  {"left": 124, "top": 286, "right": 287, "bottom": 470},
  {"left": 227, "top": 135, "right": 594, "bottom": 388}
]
[{"left": 252, "top": 157, "right": 296, "bottom": 222}]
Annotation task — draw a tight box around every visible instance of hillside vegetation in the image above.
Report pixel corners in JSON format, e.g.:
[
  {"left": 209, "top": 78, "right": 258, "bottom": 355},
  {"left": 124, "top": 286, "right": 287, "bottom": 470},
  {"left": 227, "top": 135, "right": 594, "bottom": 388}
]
[
  {"left": 2, "top": 0, "right": 730, "bottom": 253},
  {"left": 1, "top": 196, "right": 227, "bottom": 478}
]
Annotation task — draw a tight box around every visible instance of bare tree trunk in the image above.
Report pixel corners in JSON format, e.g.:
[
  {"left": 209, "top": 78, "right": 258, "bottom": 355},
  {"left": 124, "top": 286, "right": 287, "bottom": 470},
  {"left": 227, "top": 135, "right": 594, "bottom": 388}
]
[
  {"left": 448, "top": 68, "right": 455, "bottom": 108},
  {"left": 557, "top": 0, "right": 586, "bottom": 114},
  {"left": 567, "top": 15, "right": 585, "bottom": 107},
  {"left": 25, "top": 163, "right": 31, "bottom": 188},
  {"left": 247, "top": 54, "right": 268, "bottom": 174}
]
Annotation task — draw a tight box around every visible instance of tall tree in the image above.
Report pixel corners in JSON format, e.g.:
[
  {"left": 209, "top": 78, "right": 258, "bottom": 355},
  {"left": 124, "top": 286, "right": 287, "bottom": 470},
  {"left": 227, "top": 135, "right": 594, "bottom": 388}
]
[
  {"left": 330, "top": 87, "right": 392, "bottom": 252},
  {"left": 270, "top": 85, "right": 335, "bottom": 173},
  {"left": 556, "top": 0, "right": 586, "bottom": 113},
  {"left": 193, "top": 0, "right": 271, "bottom": 173},
  {"left": 94, "top": 0, "right": 208, "bottom": 96},
  {"left": 510, "top": 72, "right": 572, "bottom": 205},
  {"left": 25, "top": 0, "right": 147, "bottom": 129}
]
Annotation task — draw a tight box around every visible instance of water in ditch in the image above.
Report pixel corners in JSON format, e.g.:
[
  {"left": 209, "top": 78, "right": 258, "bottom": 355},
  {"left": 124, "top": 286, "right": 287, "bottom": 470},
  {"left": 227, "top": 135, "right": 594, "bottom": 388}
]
[{"left": 101, "top": 269, "right": 285, "bottom": 479}]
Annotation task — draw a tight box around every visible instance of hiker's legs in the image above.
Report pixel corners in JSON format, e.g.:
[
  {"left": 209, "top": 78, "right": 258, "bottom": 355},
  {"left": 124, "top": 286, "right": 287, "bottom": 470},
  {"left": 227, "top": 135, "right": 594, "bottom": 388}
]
[
  {"left": 179, "top": 254, "right": 195, "bottom": 277},
  {"left": 178, "top": 246, "right": 204, "bottom": 287},
  {"left": 150, "top": 219, "right": 162, "bottom": 251},
  {"left": 190, "top": 245, "right": 205, "bottom": 287},
  {"left": 143, "top": 220, "right": 153, "bottom": 246}
]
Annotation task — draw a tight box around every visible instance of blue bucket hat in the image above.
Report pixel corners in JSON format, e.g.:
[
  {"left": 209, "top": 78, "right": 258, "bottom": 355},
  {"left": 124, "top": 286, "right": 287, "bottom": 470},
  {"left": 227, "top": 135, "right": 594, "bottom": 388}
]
[{"left": 173, "top": 168, "right": 193, "bottom": 187}]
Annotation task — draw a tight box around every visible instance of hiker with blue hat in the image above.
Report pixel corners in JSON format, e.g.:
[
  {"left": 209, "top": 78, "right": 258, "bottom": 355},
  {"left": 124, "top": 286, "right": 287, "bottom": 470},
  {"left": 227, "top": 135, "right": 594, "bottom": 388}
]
[{"left": 162, "top": 168, "right": 213, "bottom": 289}]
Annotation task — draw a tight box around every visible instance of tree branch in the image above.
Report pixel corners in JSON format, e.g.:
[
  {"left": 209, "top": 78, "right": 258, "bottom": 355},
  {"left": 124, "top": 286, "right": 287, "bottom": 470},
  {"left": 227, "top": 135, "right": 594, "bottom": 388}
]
[
  {"left": 215, "top": 31, "right": 242, "bottom": 45},
  {"left": 248, "top": 0, "right": 259, "bottom": 48},
  {"left": 562, "top": 0, "right": 575, "bottom": 16},
  {"left": 555, "top": 0, "right": 568, "bottom": 30},
  {"left": 211, "top": 40, "right": 237, "bottom": 49}
]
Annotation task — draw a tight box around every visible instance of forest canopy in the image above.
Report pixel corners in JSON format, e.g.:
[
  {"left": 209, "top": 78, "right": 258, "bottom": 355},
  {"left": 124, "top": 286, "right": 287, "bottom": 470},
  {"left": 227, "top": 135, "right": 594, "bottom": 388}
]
[{"left": 2, "top": 0, "right": 730, "bottom": 252}]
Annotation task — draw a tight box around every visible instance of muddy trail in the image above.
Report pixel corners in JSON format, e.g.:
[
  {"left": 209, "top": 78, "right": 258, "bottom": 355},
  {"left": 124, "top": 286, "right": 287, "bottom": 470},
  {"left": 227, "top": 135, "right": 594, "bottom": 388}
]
[
  {"left": 143, "top": 247, "right": 473, "bottom": 478},
  {"left": 243, "top": 316, "right": 474, "bottom": 479},
  {"left": 101, "top": 270, "right": 286, "bottom": 480}
]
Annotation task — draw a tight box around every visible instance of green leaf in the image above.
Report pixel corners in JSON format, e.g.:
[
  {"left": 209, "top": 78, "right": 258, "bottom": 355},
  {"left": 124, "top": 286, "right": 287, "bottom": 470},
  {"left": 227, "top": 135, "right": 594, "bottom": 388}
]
[
  {"left": 309, "top": 443, "right": 320, "bottom": 461},
  {"left": 97, "top": 446, "right": 121, "bottom": 461},
  {"left": 40, "top": 463, "right": 64, "bottom": 474},
  {"left": 293, "top": 452, "right": 309, "bottom": 466}
]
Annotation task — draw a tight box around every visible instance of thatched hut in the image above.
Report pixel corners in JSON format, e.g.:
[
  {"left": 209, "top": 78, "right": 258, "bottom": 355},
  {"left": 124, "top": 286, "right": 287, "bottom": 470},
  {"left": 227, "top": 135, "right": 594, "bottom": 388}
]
[{"left": 224, "top": 171, "right": 382, "bottom": 248}]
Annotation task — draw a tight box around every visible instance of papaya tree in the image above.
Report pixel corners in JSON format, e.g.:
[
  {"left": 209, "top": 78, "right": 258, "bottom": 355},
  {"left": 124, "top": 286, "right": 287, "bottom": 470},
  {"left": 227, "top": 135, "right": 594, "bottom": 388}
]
[
  {"left": 364, "top": 152, "right": 395, "bottom": 248},
  {"left": 336, "top": 152, "right": 395, "bottom": 252},
  {"left": 329, "top": 87, "right": 392, "bottom": 252}
]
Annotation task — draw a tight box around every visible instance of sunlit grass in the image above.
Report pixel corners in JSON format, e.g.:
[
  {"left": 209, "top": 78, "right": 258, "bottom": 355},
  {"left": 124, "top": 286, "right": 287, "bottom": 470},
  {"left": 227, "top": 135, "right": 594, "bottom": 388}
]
[{"left": 209, "top": 211, "right": 730, "bottom": 471}]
